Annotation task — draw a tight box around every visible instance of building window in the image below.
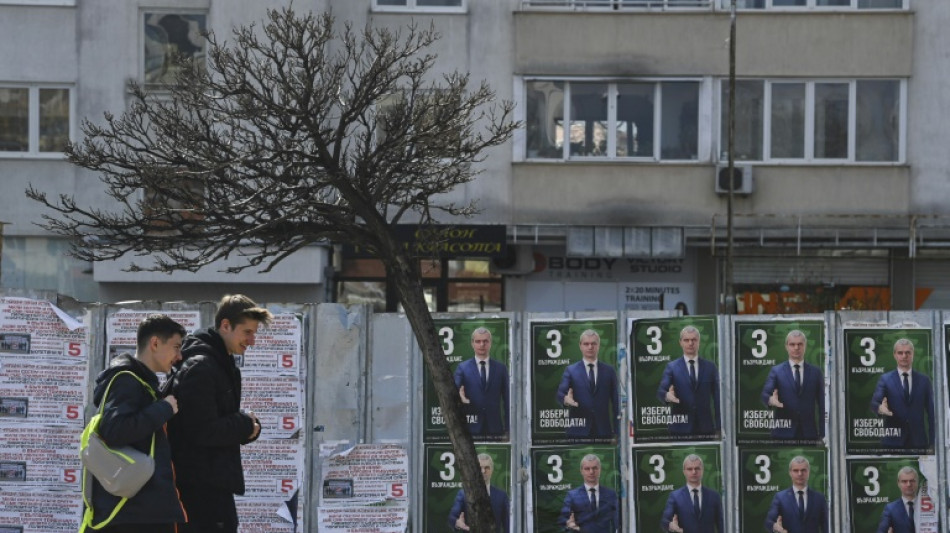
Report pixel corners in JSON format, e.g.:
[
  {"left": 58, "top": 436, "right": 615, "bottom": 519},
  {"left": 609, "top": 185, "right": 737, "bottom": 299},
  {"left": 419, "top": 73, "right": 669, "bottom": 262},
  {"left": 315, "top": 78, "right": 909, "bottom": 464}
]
[
  {"left": 727, "top": 0, "right": 905, "bottom": 9},
  {"left": 374, "top": 0, "right": 465, "bottom": 11},
  {"left": 525, "top": 79, "right": 700, "bottom": 161},
  {"left": 719, "top": 79, "right": 903, "bottom": 163},
  {"left": 336, "top": 257, "right": 502, "bottom": 312},
  {"left": 143, "top": 12, "right": 207, "bottom": 86},
  {"left": 0, "top": 85, "right": 71, "bottom": 155},
  {"left": 520, "top": 0, "right": 714, "bottom": 9}
]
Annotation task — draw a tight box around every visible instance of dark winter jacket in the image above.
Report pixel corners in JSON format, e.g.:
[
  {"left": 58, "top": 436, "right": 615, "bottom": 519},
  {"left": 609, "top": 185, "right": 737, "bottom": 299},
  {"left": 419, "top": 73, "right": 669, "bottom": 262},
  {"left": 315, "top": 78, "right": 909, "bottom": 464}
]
[
  {"left": 166, "top": 327, "right": 257, "bottom": 495},
  {"left": 88, "top": 354, "right": 185, "bottom": 525}
]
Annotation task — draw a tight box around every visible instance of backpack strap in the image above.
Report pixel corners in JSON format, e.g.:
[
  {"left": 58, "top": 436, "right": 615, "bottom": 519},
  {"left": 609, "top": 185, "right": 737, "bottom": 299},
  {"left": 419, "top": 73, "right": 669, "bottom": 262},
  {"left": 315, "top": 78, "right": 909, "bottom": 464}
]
[{"left": 79, "top": 370, "right": 158, "bottom": 531}]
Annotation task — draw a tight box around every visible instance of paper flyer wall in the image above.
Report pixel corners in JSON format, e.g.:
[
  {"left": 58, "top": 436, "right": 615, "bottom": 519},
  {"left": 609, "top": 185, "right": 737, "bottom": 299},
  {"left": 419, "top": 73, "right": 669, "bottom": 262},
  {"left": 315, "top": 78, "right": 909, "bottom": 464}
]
[{"left": 316, "top": 444, "right": 409, "bottom": 532}]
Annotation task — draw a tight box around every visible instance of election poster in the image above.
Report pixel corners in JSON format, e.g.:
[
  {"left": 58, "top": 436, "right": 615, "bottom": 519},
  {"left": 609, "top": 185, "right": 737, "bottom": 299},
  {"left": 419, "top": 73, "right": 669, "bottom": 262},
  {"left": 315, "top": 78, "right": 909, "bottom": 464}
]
[
  {"left": 847, "top": 456, "right": 939, "bottom": 533},
  {"left": 106, "top": 309, "right": 202, "bottom": 360},
  {"left": 317, "top": 444, "right": 409, "bottom": 532},
  {"left": 632, "top": 445, "right": 723, "bottom": 533},
  {"left": 0, "top": 488, "right": 83, "bottom": 532},
  {"left": 530, "top": 446, "right": 621, "bottom": 533},
  {"left": 0, "top": 297, "right": 86, "bottom": 358},
  {"left": 0, "top": 359, "right": 86, "bottom": 425},
  {"left": 629, "top": 316, "right": 719, "bottom": 443},
  {"left": 424, "top": 318, "right": 510, "bottom": 443},
  {"left": 530, "top": 319, "right": 619, "bottom": 445},
  {"left": 737, "top": 447, "right": 829, "bottom": 533},
  {"left": 241, "top": 373, "right": 303, "bottom": 440},
  {"left": 423, "top": 443, "right": 510, "bottom": 532},
  {"left": 0, "top": 425, "right": 80, "bottom": 488},
  {"left": 242, "top": 438, "right": 304, "bottom": 499},
  {"left": 733, "top": 319, "right": 827, "bottom": 446},
  {"left": 843, "top": 327, "right": 934, "bottom": 455},
  {"left": 235, "top": 497, "right": 298, "bottom": 533},
  {"left": 241, "top": 313, "right": 303, "bottom": 375}
]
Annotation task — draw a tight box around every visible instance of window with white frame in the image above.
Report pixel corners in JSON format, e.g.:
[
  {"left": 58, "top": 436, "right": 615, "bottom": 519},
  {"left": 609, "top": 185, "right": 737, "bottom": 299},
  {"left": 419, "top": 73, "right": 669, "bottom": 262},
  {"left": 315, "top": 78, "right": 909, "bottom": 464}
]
[
  {"left": 727, "top": 0, "right": 905, "bottom": 9},
  {"left": 0, "top": 85, "right": 71, "bottom": 154},
  {"left": 525, "top": 79, "right": 700, "bottom": 160},
  {"left": 143, "top": 12, "right": 207, "bottom": 86},
  {"left": 719, "top": 79, "right": 903, "bottom": 163},
  {"left": 374, "top": 0, "right": 464, "bottom": 11},
  {"left": 521, "top": 0, "right": 713, "bottom": 8}
]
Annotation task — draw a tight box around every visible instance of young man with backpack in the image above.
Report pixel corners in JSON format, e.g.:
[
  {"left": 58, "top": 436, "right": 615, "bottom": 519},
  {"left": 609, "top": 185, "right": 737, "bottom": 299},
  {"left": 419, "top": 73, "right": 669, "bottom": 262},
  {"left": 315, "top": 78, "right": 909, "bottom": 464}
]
[
  {"left": 83, "top": 314, "right": 187, "bottom": 532},
  {"left": 165, "top": 294, "right": 272, "bottom": 533}
]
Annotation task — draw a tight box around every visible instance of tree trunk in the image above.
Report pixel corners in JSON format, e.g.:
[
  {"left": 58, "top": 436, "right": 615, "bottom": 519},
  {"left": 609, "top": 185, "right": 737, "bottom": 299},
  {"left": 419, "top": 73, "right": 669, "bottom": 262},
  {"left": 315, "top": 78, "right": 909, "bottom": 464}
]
[{"left": 385, "top": 252, "right": 497, "bottom": 533}]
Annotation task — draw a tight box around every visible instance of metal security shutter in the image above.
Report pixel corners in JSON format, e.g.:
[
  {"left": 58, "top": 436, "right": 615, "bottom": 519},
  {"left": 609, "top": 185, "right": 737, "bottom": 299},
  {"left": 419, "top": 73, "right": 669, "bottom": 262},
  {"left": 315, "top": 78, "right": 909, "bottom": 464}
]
[
  {"left": 914, "top": 259, "right": 950, "bottom": 308},
  {"left": 733, "top": 256, "right": 889, "bottom": 285}
]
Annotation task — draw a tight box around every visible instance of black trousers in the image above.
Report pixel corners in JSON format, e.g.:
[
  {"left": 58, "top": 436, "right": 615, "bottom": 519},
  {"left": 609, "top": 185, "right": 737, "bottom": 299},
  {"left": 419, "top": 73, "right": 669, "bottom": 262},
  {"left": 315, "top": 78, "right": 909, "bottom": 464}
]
[{"left": 177, "top": 485, "right": 239, "bottom": 533}]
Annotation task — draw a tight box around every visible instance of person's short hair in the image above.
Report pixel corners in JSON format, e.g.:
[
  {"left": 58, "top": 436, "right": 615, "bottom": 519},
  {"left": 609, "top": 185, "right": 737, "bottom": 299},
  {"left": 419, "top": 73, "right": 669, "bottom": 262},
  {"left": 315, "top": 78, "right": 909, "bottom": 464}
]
[
  {"left": 680, "top": 325, "right": 701, "bottom": 341},
  {"left": 785, "top": 330, "right": 807, "bottom": 344},
  {"left": 897, "top": 466, "right": 918, "bottom": 481},
  {"left": 788, "top": 456, "right": 810, "bottom": 470},
  {"left": 893, "top": 338, "right": 914, "bottom": 353},
  {"left": 215, "top": 294, "right": 273, "bottom": 329},
  {"left": 472, "top": 327, "right": 492, "bottom": 341},
  {"left": 579, "top": 329, "right": 600, "bottom": 343},
  {"left": 477, "top": 453, "right": 494, "bottom": 468},
  {"left": 580, "top": 454, "right": 601, "bottom": 468},
  {"left": 136, "top": 314, "right": 187, "bottom": 352},
  {"left": 683, "top": 454, "right": 704, "bottom": 469}
]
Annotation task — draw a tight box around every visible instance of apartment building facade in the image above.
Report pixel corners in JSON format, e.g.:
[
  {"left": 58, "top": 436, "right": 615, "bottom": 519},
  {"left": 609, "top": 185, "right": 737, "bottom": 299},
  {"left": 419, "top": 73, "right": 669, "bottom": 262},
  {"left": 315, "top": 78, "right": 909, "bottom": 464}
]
[{"left": 2, "top": 0, "right": 947, "bottom": 314}]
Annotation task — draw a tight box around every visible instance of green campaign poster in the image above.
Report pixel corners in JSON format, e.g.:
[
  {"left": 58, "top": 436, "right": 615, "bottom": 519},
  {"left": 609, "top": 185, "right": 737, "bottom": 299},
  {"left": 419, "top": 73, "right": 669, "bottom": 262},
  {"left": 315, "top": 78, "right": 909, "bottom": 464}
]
[
  {"left": 632, "top": 445, "right": 723, "bottom": 533},
  {"left": 630, "top": 316, "right": 719, "bottom": 443},
  {"left": 423, "top": 444, "right": 511, "bottom": 533},
  {"left": 423, "top": 318, "right": 510, "bottom": 443},
  {"left": 843, "top": 328, "right": 934, "bottom": 455},
  {"left": 847, "top": 456, "right": 940, "bottom": 533},
  {"left": 733, "top": 320, "right": 826, "bottom": 446},
  {"left": 530, "top": 320, "right": 619, "bottom": 445},
  {"left": 530, "top": 446, "right": 621, "bottom": 533},
  {"left": 738, "top": 447, "right": 829, "bottom": 533}
]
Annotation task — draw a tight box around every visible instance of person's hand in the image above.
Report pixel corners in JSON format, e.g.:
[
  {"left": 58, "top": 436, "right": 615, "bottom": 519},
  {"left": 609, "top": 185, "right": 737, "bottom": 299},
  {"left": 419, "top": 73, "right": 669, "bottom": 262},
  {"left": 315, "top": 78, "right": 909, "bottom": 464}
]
[
  {"left": 888, "top": 527, "right": 894, "bottom": 533},
  {"left": 668, "top": 514, "right": 683, "bottom": 532},
  {"left": 163, "top": 395, "right": 178, "bottom": 414},
  {"left": 768, "top": 389, "right": 784, "bottom": 408},
  {"left": 772, "top": 516, "right": 787, "bottom": 533},
  {"left": 878, "top": 397, "right": 893, "bottom": 416},
  {"left": 563, "top": 388, "right": 578, "bottom": 408},
  {"left": 247, "top": 411, "right": 261, "bottom": 439},
  {"left": 459, "top": 386, "right": 471, "bottom": 405},
  {"left": 665, "top": 385, "right": 680, "bottom": 404},
  {"left": 454, "top": 511, "right": 470, "bottom": 531},
  {"left": 565, "top": 512, "right": 580, "bottom": 531}
]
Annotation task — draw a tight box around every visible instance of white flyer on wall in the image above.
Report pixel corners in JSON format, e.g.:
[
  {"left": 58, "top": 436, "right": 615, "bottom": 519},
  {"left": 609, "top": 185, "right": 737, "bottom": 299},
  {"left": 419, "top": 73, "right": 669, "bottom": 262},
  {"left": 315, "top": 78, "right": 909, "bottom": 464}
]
[
  {"left": 0, "top": 425, "right": 81, "bottom": 488},
  {"left": 0, "top": 488, "right": 83, "bottom": 532},
  {"left": 242, "top": 313, "right": 302, "bottom": 375},
  {"left": 0, "top": 297, "right": 86, "bottom": 359},
  {"left": 0, "top": 360, "right": 87, "bottom": 425}
]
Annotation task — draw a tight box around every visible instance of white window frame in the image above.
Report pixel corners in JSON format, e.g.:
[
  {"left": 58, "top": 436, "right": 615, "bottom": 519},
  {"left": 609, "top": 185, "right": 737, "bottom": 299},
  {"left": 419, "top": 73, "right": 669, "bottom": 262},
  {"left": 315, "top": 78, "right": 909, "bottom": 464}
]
[
  {"left": 0, "top": 0, "right": 74, "bottom": 5},
  {"left": 716, "top": 78, "right": 906, "bottom": 164},
  {"left": 519, "top": 0, "right": 714, "bottom": 9},
  {"left": 140, "top": 9, "right": 209, "bottom": 87},
  {"left": 723, "top": 0, "right": 908, "bottom": 10},
  {"left": 0, "top": 83, "right": 74, "bottom": 159},
  {"left": 518, "top": 76, "right": 710, "bottom": 163},
  {"left": 372, "top": 0, "right": 467, "bottom": 13}
]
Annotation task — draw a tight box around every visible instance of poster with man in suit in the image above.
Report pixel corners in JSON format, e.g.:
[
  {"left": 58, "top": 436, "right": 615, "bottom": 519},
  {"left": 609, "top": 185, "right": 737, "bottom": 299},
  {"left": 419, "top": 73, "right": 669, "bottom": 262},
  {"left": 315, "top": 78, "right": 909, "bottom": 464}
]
[
  {"left": 423, "top": 318, "right": 510, "bottom": 443},
  {"left": 630, "top": 316, "right": 719, "bottom": 443},
  {"left": 531, "top": 320, "right": 618, "bottom": 445},
  {"left": 632, "top": 445, "right": 723, "bottom": 533},
  {"left": 843, "top": 328, "right": 934, "bottom": 455},
  {"left": 530, "top": 446, "right": 620, "bottom": 533},
  {"left": 846, "top": 456, "right": 939, "bottom": 533},
  {"left": 738, "top": 448, "right": 829, "bottom": 533},
  {"left": 734, "top": 320, "right": 826, "bottom": 446},
  {"left": 423, "top": 444, "right": 510, "bottom": 532}
]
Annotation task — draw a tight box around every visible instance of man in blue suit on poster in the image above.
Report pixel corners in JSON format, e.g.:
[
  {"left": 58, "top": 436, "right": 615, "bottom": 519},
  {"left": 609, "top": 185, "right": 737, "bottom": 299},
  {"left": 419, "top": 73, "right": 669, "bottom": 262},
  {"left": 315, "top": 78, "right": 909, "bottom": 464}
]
[
  {"left": 558, "top": 454, "right": 619, "bottom": 532},
  {"left": 447, "top": 453, "right": 509, "bottom": 532},
  {"left": 455, "top": 327, "right": 509, "bottom": 437},
  {"left": 764, "top": 456, "right": 829, "bottom": 533},
  {"left": 660, "top": 454, "right": 724, "bottom": 533},
  {"left": 760, "top": 330, "right": 825, "bottom": 441},
  {"left": 656, "top": 326, "right": 721, "bottom": 438},
  {"left": 877, "top": 466, "right": 922, "bottom": 533},
  {"left": 555, "top": 329, "right": 618, "bottom": 439},
  {"left": 869, "top": 338, "right": 935, "bottom": 451}
]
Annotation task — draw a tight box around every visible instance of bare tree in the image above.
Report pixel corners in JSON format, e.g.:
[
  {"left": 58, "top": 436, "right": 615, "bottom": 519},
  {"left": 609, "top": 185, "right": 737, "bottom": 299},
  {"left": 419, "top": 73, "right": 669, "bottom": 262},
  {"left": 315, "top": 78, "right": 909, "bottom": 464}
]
[{"left": 28, "top": 7, "right": 516, "bottom": 532}]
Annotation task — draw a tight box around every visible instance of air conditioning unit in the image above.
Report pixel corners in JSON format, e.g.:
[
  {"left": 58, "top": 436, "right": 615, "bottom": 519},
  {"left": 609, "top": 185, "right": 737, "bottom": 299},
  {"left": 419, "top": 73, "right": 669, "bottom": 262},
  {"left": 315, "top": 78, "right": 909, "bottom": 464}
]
[
  {"left": 490, "top": 245, "right": 536, "bottom": 275},
  {"left": 715, "top": 164, "right": 754, "bottom": 195}
]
